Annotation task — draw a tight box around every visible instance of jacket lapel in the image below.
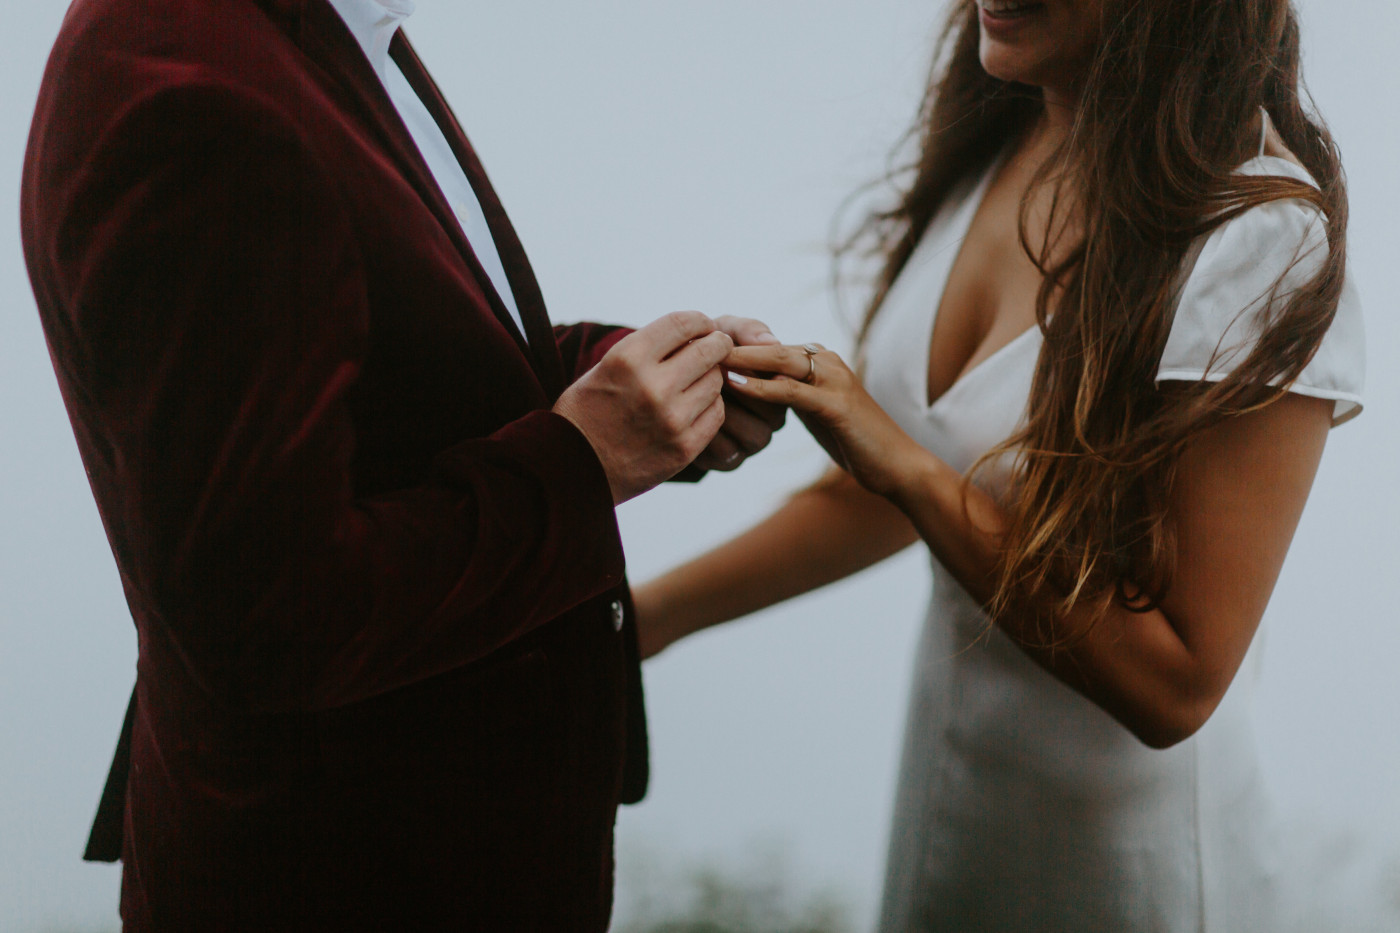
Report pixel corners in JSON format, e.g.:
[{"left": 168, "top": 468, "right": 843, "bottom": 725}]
[
  {"left": 389, "top": 34, "right": 569, "bottom": 400},
  {"left": 272, "top": 0, "right": 566, "bottom": 394}
]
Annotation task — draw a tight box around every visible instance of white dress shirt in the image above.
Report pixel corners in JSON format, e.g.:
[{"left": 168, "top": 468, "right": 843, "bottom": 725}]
[{"left": 327, "top": 0, "right": 528, "bottom": 342}]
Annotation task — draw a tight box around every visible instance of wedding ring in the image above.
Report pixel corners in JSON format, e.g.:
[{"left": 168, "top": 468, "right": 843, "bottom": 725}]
[{"left": 800, "top": 344, "right": 821, "bottom": 384}]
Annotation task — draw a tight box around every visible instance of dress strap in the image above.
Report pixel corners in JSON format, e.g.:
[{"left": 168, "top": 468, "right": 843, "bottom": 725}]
[{"left": 1258, "top": 107, "right": 1271, "bottom": 158}]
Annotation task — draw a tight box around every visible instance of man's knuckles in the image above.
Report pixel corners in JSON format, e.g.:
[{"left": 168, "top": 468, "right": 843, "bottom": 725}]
[
  {"left": 655, "top": 311, "right": 715, "bottom": 351},
  {"left": 694, "top": 367, "right": 725, "bottom": 397},
  {"left": 699, "top": 331, "right": 735, "bottom": 363},
  {"left": 655, "top": 407, "right": 690, "bottom": 438}
]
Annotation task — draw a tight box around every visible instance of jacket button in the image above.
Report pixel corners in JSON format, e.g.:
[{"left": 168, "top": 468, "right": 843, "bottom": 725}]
[{"left": 609, "top": 600, "right": 625, "bottom": 632}]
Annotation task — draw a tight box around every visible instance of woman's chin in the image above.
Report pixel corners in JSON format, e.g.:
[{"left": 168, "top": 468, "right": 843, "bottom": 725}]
[{"left": 978, "top": 47, "right": 1044, "bottom": 87}]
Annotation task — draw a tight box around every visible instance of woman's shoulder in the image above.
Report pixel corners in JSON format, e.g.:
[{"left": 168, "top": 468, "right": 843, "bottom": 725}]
[
  {"left": 1194, "top": 163, "right": 1328, "bottom": 284},
  {"left": 1157, "top": 161, "right": 1365, "bottom": 426}
]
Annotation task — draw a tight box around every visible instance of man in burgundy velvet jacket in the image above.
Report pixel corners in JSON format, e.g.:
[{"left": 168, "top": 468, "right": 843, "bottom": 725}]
[{"left": 21, "top": 0, "right": 783, "bottom": 929}]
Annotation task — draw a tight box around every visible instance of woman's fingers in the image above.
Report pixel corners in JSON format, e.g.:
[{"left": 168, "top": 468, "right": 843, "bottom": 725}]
[
  {"left": 725, "top": 343, "right": 852, "bottom": 387},
  {"left": 725, "top": 369, "right": 813, "bottom": 408},
  {"left": 725, "top": 344, "right": 818, "bottom": 382},
  {"left": 725, "top": 342, "right": 921, "bottom": 499},
  {"left": 723, "top": 343, "right": 856, "bottom": 414}
]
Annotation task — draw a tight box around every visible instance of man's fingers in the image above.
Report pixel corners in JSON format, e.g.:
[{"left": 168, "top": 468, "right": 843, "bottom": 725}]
[
  {"left": 659, "top": 365, "right": 724, "bottom": 435},
  {"left": 683, "top": 366, "right": 725, "bottom": 410},
  {"left": 726, "top": 389, "right": 788, "bottom": 431},
  {"left": 715, "top": 315, "right": 781, "bottom": 347},
  {"left": 689, "top": 392, "right": 727, "bottom": 447},
  {"left": 716, "top": 403, "right": 778, "bottom": 454},
  {"left": 632, "top": 311, "right": 718, "bottom": 362},
  {"left": 670, "top": 331, "right": 735, "bottom": 391},
  {"left": 676, "top": 393, "right": 727, "bottom": 474},
  {"left": 692, "top": 430, "right": 745, "bottom": 472},
  {"left": 691, "top": 387, "right": 785, "bottom": 471}
]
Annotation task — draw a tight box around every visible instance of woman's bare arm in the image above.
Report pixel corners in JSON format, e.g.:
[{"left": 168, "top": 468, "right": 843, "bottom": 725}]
[
  {"left": 725, "top": 347, "right": 1332, "bottom": 747},
  {"left": 635, "top": 468, "right": 919, "bottom": 658}
]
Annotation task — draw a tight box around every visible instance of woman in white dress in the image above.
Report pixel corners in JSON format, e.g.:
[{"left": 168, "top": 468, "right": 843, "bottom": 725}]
[{"left": 636, "top": 1, "right": 1364, "bottom": 930}]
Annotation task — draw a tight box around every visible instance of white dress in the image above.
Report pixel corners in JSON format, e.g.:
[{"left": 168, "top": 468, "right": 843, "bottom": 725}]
[{"left": 862, "top": 151, "right": 1365, "bottom": 933}]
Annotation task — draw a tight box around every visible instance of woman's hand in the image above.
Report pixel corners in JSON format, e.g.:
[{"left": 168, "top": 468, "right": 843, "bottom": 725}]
[
  {"left": 723, "top": 344, "right": 930, "bottom": 499},
  {"left": 690, "top": 316, "right": 789, "bottom": 472}
]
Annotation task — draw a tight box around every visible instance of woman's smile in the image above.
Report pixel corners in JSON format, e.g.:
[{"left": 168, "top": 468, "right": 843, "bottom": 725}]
[
  {"left": 978, "top": 1, "right": 1047, "bottom": 40},
  {"left": 979, "top": 0, "right": 1047, "bottom": 21},
  {"left": 977, "top": 0, "right": 1101, "bottom": 95}
]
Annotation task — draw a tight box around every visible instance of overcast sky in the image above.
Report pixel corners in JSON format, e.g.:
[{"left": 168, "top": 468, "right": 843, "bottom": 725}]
[{"left": 2, "top": 2, "right": 1397, "bottom": 930}]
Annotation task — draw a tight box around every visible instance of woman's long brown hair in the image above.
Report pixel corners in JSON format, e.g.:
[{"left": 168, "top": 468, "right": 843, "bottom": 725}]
[{"left": 850, "top": 0, "right": 1348, "bottom": 639}]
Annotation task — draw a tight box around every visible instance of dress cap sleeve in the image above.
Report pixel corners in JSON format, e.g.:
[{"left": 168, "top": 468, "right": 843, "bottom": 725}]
[{"left": 1156, "top": 157, "right": 1365, "bottom": 426}]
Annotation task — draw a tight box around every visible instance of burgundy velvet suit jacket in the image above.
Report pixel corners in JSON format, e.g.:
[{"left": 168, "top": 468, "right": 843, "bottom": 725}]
[{"left": 22, "top": 0, "right": 650, "bottom": 928}]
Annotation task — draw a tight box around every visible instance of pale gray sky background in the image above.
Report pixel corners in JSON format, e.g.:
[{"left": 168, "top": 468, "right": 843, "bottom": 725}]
[{"left": 2, "top": 2, "right": 1397, "bottom": 930}]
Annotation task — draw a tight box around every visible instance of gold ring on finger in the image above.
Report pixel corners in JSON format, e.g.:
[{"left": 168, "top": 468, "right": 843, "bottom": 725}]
[{"left": 800, "top": 343, "right": 822, "bottom": 384}]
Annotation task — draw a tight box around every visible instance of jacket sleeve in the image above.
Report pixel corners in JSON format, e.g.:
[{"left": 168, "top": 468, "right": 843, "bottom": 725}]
[
  {"left": 552, "top": 321, "right": 632, "bottom": 382},
  {"left": 29, "top": 82, "right": 625, "bottom": 713}
]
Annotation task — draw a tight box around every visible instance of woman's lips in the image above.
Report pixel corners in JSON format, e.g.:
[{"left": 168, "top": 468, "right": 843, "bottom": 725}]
[
  {"left": 979, "top": 0, "right": 1044, "bottom": 17},
  {"left": 979, "top": 1, "right": 1046, "bottom": 36}
]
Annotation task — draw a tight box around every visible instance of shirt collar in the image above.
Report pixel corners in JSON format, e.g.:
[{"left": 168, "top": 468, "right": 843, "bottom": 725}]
[{"left": 325, "top": 0, "right": 416, "bottom": 80}]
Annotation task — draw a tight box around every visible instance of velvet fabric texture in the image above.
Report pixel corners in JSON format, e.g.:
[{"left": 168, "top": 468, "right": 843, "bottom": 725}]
[{"left": 22, "top": 0, "right": 649, "bottom": 928}]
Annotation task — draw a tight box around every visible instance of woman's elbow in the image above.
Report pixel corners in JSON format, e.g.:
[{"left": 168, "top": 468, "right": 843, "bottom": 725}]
[
  {"left": 1131, "top": 717, "right": 1199, "bottom": 750},
  {"left": 1123, "top": 686, "right": 1225, "bottom": 750}
]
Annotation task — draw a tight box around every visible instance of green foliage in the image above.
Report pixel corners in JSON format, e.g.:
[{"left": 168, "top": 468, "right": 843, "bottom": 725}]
[
  {"left": 614, "top": 846, "right": 853, "bottom": 933},
  {"left": 40, "top": 850, "right": 856, "bottom": 933}
]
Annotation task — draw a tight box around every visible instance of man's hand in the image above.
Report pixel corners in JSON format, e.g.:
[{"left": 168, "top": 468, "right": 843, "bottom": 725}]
[
  {"left": 553, "top": 312, "right": 733, "bottom": 504},
  {"left": 691, "top": 316, "right": 788, "bottom": 472}
]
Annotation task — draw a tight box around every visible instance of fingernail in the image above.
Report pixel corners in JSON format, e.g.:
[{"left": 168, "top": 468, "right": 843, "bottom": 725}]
[
  {"left": 727, "top": 371, "right": 749, "bottom": 385},
  {"left": 758, "top": 331, "right": 779, "bottom": 344},
  {"left": 724, "top": 451, "right": 741, "bottom": 465}
]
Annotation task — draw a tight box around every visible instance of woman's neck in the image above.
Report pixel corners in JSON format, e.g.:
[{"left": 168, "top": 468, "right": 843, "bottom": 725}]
[
  {"left": 1039, "top": 84, "right": 1079, "bottom": 145},
  {"left": 1017, "top": 91, "right": 1086, "bottom": 267}
]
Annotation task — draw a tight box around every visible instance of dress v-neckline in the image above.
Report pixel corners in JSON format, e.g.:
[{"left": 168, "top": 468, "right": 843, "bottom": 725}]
[
  {"left": 921, "top": 157, "right": 1042, "bottom": 414},
  {"left": 917, "top": 108, "right": 1299, "bottom": 415}
]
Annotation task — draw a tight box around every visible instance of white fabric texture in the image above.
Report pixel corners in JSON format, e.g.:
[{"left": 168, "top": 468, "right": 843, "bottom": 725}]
[
  {"left": 1157, "top": 156, "right": 1364, "bottom": 423},
  {"left": 327, "top": 0, "right": 528, "bottom": 342},
  {"left": 860, "top": 155, "right": 1364, "bottom": 933}
]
